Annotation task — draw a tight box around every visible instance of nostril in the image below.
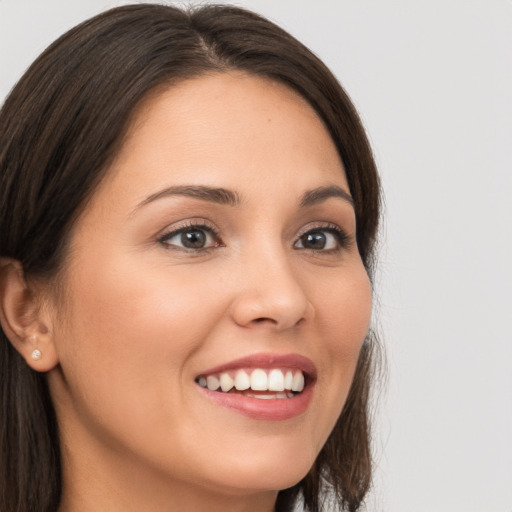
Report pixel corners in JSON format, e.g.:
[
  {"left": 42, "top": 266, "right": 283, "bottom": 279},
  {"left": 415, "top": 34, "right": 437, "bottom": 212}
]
[{"left": 253, "top": 317, "right": 277, "bottom": 324}]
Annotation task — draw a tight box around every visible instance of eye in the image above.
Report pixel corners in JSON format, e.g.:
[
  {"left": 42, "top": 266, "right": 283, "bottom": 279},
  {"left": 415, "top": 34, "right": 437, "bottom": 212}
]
[
  {"left": 159, "top": 224, "right": 221, "bottom": 250},
  {"left": 294, "top": 226, "right": 349, "bottom": 251}
]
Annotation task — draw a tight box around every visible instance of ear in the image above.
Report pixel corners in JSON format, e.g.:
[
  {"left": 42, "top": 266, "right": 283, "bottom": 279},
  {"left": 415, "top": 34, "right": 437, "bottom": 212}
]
[{"left": 0, "top": 258, "right": 59, "bottom": 372}]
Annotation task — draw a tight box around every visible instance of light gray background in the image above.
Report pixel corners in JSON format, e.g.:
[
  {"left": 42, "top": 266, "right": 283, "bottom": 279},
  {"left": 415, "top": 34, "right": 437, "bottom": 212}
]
[{"left": 1, "top": 1, "right": 511, "bottom": 511}]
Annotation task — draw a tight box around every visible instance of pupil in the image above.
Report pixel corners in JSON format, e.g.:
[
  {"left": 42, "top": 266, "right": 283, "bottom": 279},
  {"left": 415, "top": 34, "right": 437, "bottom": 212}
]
[
  {"left": 303, "top": 232, "right": 326, "bottom": 249},
  {"left": 181, "top": 230, "right": 206, "bottom": 248}
]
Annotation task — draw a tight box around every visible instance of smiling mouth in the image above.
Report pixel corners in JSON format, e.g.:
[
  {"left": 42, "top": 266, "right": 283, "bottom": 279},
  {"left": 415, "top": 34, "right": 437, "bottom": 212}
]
[{"left": 195, "top": 368, "right": 306, "bottom": 399}]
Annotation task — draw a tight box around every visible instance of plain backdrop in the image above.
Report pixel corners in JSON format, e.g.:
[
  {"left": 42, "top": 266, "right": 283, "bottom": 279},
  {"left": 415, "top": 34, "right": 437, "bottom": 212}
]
[{"left": 1, "top": 1, "right": 511, "bottom": 511}]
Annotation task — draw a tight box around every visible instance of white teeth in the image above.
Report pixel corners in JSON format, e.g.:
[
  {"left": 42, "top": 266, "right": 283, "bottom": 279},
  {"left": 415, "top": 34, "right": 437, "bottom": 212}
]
[
  {"left": 284, "top": 371, "right": 293, "bottom": 390},
  {"left": 206, "top": 375, "right": 220, "bottom": 391},
  {"left": 250, "top": 369, "right": 268, "bottom": 391},
  {"left": 199, "top": 368, "right": 306, "bottom": 394},
  {"left": 268, "top": 369, "right": 285, "bottom": 391},
  {"left": 246, "top": 392, "right": 291, "bottom": 400},
  {"left": 234, "top": 369, "right": 250, "bottom": 390},
  {"left": 219, "top": 373, "right": 234, "bottom": 392},
  {"left": 291, "top": 371, "right": 305, "bottom": 392}
]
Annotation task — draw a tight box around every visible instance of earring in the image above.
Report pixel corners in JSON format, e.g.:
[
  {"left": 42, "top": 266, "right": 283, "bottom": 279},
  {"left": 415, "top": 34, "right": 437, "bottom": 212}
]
[{"left": 31, "top": 348, "right": 42, "bottom": 361}]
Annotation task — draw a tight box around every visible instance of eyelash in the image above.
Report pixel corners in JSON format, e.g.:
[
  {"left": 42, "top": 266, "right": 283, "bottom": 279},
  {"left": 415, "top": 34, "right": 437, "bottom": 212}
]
[
  {"left": 158, "top": 221, "right": 223, "bottom": 252},
  {"left": 158, "top": 221, "right": 350, "bottom": 253},
  {"left": 295, "top": 223, "right": 350, "bottom": 253}
]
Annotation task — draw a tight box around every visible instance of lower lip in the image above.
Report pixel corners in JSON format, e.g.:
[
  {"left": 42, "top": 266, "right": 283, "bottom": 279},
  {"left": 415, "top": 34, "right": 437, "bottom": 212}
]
[{"left": 197, "top": 383, "right": 315, "bottom": 421}]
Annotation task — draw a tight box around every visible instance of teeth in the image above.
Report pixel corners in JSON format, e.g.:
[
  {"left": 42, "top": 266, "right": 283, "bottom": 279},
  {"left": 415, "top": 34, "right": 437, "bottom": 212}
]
[
  {"left": 206, "top": 375, "right": 220, "bottom": 391},
  {"left": 268, "top": 369, "right": 285, "bottom": 391},
  {"left": 245, "top": 392, "right": 292, "bottom": 400},
  {"left": 220, "top": 373, "right": 234, "bottom": 392},
  {"left": 234, "top": 370, "right": 250, "bottom": 390},
  {"left": 199, "top": 369, "right": 306, "bottom": 394},
  {"left": 250, "top": 369, "right": 268, "bottom": 391},
  {"left": 284, "top": 371, "right": 293, "bottom": 390},
  {"left": 291, "top": 371, "right": 305, "bottom": 392}
]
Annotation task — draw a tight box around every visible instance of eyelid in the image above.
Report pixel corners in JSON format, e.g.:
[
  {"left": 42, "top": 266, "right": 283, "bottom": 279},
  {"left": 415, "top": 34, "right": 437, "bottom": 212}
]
[
  {"left": 158, "top": 219, "right": 223, "bottom": 249},
  {"left": 294, "top": 222, "right": 351, "bottom": 251}
]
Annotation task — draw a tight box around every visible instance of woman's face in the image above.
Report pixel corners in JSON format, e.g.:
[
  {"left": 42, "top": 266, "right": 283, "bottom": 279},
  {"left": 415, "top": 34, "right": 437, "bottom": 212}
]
[{"left": 46, "top": 73, "right": 372, "bottom": 503}]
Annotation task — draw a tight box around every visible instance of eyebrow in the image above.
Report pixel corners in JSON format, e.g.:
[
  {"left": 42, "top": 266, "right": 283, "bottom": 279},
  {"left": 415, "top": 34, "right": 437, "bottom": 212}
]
[
  {"left": 299, "top": 185, "right": 354, "bottom": 208},
  {"left": 135, "top": 185, "right": 241, "bottom": 211},
  {"left": 133, "top": 183, "right": 353, "bottom": 213}
]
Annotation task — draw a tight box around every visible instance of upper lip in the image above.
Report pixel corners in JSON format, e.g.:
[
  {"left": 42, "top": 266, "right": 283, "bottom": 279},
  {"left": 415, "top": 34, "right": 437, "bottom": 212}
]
[{"left": 197, "top": 352, "right": 317, "bottom": 379}]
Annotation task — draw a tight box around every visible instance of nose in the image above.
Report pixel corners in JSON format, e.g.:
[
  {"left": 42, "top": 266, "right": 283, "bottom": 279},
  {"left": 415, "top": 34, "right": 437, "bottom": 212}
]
[{"left": 230, "top": 248, "right": 314, "bottom": 331}]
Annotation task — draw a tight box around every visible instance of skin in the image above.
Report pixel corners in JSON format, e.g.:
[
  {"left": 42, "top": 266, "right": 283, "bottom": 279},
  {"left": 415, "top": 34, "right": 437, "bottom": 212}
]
[{"left": 13, "top": 73, "right": 372, "bottom": 511}]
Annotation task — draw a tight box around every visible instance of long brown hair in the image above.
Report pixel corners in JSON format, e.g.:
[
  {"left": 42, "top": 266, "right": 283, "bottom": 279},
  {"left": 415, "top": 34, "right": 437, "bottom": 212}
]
[{"left": 0, "top": 5, "right": 381, "bottom": 512}]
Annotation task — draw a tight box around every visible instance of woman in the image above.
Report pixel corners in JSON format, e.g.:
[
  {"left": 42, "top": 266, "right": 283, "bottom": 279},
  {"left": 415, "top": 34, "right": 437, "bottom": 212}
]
[{"left": 0, "top": 4, "right": 381, "bottom": 512}]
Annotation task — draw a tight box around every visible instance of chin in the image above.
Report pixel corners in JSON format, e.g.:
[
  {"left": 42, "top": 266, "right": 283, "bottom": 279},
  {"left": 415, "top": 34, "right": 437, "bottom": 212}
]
[
  {"left": 211, "top": 467, "right": 311, "bottom": 496},
  {"left": 201, "top": 441, "right": 317, "bottom": 494}
]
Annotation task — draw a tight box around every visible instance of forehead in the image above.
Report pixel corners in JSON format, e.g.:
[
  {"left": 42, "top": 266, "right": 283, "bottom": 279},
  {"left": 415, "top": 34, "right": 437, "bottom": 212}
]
[{"left": 96, "top": 72, "right": 349, "bottom": 207}]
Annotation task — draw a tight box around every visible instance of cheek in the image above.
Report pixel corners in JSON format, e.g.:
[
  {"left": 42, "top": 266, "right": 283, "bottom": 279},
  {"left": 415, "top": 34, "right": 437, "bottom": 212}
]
[
  {"left": 61, "top": 251, "right": 222, "bottom": 345},
  {"left": 52, "top": 253, "right": 227, "bottom": 417},
  {"left": 314, "top": 265, "right": 372, "bottom": 358},
  {"left": 307, "top": 265, "right": 372, "bottom": 443}
]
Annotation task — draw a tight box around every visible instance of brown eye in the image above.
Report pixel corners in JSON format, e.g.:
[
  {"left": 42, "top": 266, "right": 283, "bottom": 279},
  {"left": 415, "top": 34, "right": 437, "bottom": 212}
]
[
  {"left": 300, "top": 232, "right": 327, "bottom": 250},
  {"left": 294, "top": 227, "right": 348, "bottom": 251}
]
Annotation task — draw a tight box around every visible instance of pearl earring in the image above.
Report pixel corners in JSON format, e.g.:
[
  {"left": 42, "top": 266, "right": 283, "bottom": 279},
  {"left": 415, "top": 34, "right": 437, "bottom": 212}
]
[{"left": 31, "top": 348, "right": 42, "bottom": 361}]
